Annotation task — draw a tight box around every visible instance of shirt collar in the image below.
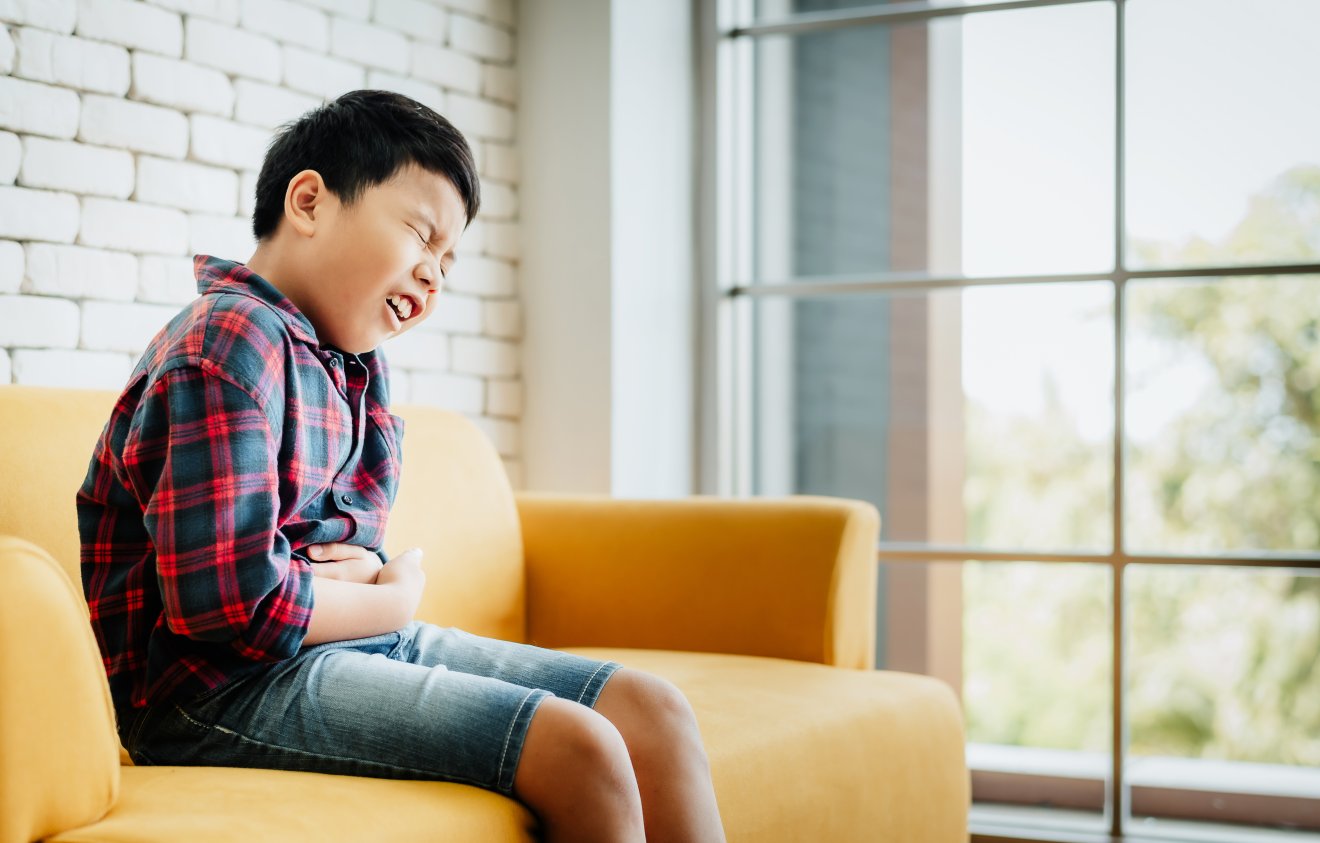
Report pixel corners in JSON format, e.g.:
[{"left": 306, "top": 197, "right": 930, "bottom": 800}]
[{"left": 193, "top": 254, "right": 321, "bottom": 346}]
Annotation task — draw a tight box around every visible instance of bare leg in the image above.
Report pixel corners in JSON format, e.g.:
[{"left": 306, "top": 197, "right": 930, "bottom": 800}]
[
  {"left": 593, "top": 669, "right": 727, "bottom": 843},
  {"left": 512, "top": 697, "right": 646, "bottom": 843}
]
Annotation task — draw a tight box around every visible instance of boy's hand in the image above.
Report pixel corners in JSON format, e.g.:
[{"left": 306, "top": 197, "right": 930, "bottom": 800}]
[
  {"left": 306, "top": 543, "right": 385, "bottom": 584},
  {"left": 375, "top": 547, "right": 427, "bottom": 621}
]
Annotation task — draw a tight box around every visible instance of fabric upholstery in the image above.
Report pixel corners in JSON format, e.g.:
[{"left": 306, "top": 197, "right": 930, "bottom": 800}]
[
  {"left": 0, "top": 384, "right": 969, "bottom": 843},
  {"left": 0, "top": 538, "right": 121, "bottom": 843},
  {"left": 565, "top": 647, "right": 969, "bottom": 842},
  {"left": 517, "top": 493, "right": 880, "bottom": 668}
]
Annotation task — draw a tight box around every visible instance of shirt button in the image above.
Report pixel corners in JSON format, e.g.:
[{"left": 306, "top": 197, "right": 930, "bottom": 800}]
[
  {"left": 341, "top": 494, "right": 353, "bottom": 506},
  {"left": 328, "top": 357, "right": 339, "bottom": 367}
]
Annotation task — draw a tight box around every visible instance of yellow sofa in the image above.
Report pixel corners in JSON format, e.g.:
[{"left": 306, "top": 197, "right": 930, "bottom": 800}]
[{"left": 0, "top": 385, "right": 969, "bottom": 843}]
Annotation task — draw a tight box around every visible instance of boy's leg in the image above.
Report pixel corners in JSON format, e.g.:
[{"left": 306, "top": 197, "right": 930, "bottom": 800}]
[
  {"left": 398, "top": 623, "right": 724, "bottom": 842},
  {"left": 126, "top": 625, "right": 646, "bottom": 842},
  {"left": 593, "top": 669, "right": 727, "bottom": 843}
]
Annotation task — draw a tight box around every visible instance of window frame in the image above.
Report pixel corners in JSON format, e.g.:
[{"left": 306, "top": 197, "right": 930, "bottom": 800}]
[{"left": 698, "top": 0, "right": 1320, "bottom": 838}]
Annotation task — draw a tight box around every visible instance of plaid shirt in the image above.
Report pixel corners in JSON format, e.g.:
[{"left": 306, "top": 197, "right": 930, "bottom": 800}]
[{"left": 77, "top": 254, "right": 405, "bottom": 726}]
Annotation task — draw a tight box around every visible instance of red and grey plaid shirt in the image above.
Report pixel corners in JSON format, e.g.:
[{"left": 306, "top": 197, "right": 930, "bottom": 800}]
[{"left": 77, "top": 254, "right": 405, "bottom": 726}]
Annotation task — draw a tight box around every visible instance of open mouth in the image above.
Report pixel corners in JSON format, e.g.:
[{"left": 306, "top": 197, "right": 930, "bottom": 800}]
[{"left": 386, "top": 293, "right": 421, "bottom": 325}]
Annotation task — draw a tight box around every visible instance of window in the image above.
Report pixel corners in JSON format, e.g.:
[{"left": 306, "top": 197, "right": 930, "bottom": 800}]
[{"left": 704, "top": 0, "right": 1320, "bottom": 839}]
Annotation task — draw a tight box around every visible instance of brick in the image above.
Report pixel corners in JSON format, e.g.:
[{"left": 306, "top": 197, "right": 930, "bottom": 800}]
[
  {"left": 446, "top": 92, "right": 513, "bottom": 141},
  {"left": 446, "top": 254, "right": 512, "bottom": 296},
  {"left": 19, "top": 137, "right": 135, "bottom": 198},
  {"left": 12, "top": 27, "right": 131, "bottom": 95},
  {"left": 144, "top": 0, "right": 239, "bottom": 24},
  {"left": 0, "top": 76, "right": 80, "bottom": 138},
  {"left": 481, "top": 298, "right": 520, "bottom": 338},
  {"left": 380, "top": 327, "right": 448, "bottom": 371},
  {"left": 439, "top": 0, "right": 512, "bottom": 27},
  {"left": 0, "top": 186, "right": 79, "bottom": 242},
  {"left": 12, "top": 348, "right": 133, "bottom": 388},
  {"left": 80, "top": 94, "right": 189, "bottom": 157},
  {"left": 131, "top": 53, "right": 234, "bottom": 116},
  {"left": 0, "top": 28, "right": 11, "bottom": 74},
  {"left": 185, "top": 17, "right": 281, "bottom": 82},
  {"left": 139, "top": 254, "right": 198, "bottom": 304},
  {"left": 330, "top": 17, "right": 408, "bottom": 73},
  {"left": 282, "top": 45, "right": 364, "bottom": 100},
  {"left": 300, "top": 0, "right": 369, "bottom": 19},
  {"left": 448, "top": 14, "right": 511, "bottom": 62},
  {"left": 0, "top": 132, "right": 19, "bottom": 183},
  {"left": 410, "top": 42, "right": 479, "bottom": 93},
  {"left": 485, "top": 377, "right": 520, "bottom": 417},
  {"left": 365, "top": 71, "right": 444, "bottom": 115},
  {"left": 453, "top": 218, "right": 484, "bottom": 257},
  {"left": 82, "top": 300, "right": 176, "bottom": 353},
  {"left": 482, "top": 219, "right": 519, "bottom": 261},
  {"left": 189, "top": 213, "right": 256, "bottom": 261},
  {"left": 135, "top": 156, "right": 238, "bottom": 215},
  {"left": 373, "top": 0, "right": 446, "bottom": 43},
  {"left": 240, "top": 0, "right": 328, "bottom": 51},
  {"left": 468, "top": 138, "right": 484, "bottom": 174},
  {"left": 80, "top": 198, "right": 189, "bottom": 254},
  {"left": 0, "top": 239, "right": 23, "bottom": 292},
  {"left": 481, "top": 62, "right": 515, "bottom": 104},
  {"left": 75, "top": 0, "right": 183, "bottom": 57},
  {"left": 427, "top": 290, "right": 480, "bottom": 334},
  {"left": 24, "top": 243, "right": 137, "bottom": 300},
  {"left": 0, "top": 348, "right": 8, "bottom": 383},
  {"left": 0, "top": 294, "right": 79, "bottom": 347},
  {"left": 0, "top": 0, "right": 77, "bottom": 33},
  {"left": 238, "top": 169, "right": 258, "bottom": 218},
  {"left": 189, "top": 115, "right": 270, "bottom": 170},
  {"left": 481, "top": 142, "right": 517, "bottom": 182},
  {"left": 387, "top": 368, "right": 411, "bottom": 403},
  {"left": 478, "top": 181, "right": 517, "bottom": 220},
  {"left": 233, "top": 79, "right": 320, "bottom": 129},
  {"left": 409, "top": 370, "right": 481, "bottom": 412},
  {"left": 451, "top": 334, "right": 516, "bottom": 376},
  {"left": 471, "top": 414, "right": 517, "bottom": 457}
]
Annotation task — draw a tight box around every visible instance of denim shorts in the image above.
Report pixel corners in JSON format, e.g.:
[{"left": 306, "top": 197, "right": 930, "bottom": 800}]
[{"left": 121, "top": 621, "right": 623, "bottom": 796}]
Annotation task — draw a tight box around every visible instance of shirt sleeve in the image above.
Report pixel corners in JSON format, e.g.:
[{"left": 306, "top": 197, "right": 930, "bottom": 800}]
[{"left": 123, "top": 362, "right": 314, "bottom": 663}]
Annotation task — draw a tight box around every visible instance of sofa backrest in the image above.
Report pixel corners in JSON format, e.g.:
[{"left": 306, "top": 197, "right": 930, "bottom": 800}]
[{"left": 0, "top": 385, "right": 527, "bottom": 643}]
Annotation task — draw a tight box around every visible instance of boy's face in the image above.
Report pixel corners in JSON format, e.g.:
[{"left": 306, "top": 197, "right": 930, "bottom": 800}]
[{"left": 300, "top": 163, "right": 466, "bottom": 354}]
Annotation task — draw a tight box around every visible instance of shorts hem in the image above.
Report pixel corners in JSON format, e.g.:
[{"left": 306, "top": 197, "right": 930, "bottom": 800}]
[{"left": 495, "top": 687, "right": 552, "bottom": 795}]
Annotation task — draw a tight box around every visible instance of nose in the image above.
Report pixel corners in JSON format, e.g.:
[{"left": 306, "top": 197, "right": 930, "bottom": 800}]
[{"left": 414, "top": 256, "right": 440, "bottom": 293}]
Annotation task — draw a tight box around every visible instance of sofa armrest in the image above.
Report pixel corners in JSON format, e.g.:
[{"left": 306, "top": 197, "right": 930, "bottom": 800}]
[{"left": 514, "top": 493, "right": 880, "bottom": 668}]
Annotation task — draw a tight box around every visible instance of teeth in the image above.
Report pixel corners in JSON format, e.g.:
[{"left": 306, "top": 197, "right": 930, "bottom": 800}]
[{"left": 387, "top": 294, "right": 414, "bottom": 321}]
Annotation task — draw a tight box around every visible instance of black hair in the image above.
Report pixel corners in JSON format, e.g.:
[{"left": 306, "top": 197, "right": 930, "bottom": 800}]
[{"left": 252, "top": 89, "right": 481, "bottom": 241}]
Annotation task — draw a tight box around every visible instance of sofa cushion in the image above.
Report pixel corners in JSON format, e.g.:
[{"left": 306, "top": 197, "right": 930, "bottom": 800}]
[
  {"left": 47, "top": 766, "right": 537, "bottom": 843},
  {"left": 566, "top": 647, "right": 970, "bottom": 843},
  {"left": 45, "top": 647, "right": 965, "bottom": 842}
]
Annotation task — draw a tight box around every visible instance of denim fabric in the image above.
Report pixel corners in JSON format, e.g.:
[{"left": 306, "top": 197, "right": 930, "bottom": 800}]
[{"left": 122, "top": 621, "right": 623, "bottom": 796}]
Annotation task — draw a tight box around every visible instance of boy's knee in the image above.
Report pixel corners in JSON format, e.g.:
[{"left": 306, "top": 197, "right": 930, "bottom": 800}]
[{"left": 514, "top": 697, "right": 637, "bottom": 804}]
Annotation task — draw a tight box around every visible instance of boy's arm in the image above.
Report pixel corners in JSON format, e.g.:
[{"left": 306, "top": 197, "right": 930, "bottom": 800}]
[{"left": 302, "top": 548, "right": 424, "bottom": 645}]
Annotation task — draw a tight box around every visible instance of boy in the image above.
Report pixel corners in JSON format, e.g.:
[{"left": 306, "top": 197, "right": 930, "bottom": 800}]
[{"left": 77, "top": 90, "right": 724, "bottom": 843}]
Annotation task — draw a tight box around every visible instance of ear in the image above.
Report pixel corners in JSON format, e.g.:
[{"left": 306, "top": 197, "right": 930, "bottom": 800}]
[{"left": 283, "top": 169, "right": 330, "bottom": 238}]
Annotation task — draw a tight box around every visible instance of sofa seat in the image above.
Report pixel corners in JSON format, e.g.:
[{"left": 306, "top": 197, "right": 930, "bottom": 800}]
[
  {"left": 47, "top": 767, "right": 536, "bottom": 843},
  {"left": 565, "top": 648, "right": 968, "bottom": 842},
  {"left": 47, "top": 647, "right": 964, "bottom": 843}
]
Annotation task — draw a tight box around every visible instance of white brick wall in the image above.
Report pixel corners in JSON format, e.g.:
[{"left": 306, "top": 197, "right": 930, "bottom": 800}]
[{"left": 1, "top": 0, "right": 523, "bottom": 487}]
